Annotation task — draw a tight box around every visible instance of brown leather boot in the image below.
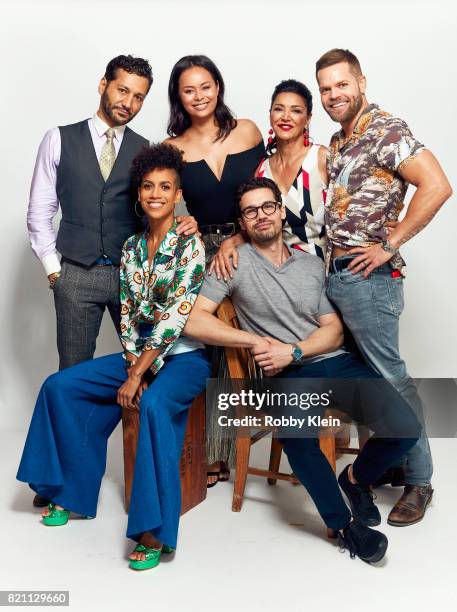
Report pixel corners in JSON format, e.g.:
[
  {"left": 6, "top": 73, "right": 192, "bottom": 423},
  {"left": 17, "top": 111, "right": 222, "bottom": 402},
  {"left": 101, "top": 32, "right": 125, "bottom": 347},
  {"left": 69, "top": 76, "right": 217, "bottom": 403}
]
[{"left": 387, "top": 484, "right": 433, "bottom": 526}]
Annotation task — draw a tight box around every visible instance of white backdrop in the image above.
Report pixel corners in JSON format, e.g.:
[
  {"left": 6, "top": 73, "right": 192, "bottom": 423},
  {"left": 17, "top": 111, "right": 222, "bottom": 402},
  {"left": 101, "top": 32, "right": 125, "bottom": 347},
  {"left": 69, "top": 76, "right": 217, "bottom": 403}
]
[{"left": 1, "top": 0, "right": 456, "bottom": 430}]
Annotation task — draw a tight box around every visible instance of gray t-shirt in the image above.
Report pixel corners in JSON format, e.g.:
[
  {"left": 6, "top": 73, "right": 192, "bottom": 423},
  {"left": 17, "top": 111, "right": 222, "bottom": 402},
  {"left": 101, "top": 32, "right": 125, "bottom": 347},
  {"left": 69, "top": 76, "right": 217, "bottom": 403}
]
[{"left": 200, "top": 243, "right": 344, "bottom": 363}]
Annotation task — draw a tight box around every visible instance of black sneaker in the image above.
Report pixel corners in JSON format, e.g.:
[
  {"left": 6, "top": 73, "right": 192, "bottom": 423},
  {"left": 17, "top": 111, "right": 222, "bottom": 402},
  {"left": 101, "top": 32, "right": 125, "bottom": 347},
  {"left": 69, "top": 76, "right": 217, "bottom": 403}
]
[
  {"left": 338, "top": 464, "right": 381, "bottom": 526},
  {"left": 338, "top": 520, "right": 388, "bottom": 563}
]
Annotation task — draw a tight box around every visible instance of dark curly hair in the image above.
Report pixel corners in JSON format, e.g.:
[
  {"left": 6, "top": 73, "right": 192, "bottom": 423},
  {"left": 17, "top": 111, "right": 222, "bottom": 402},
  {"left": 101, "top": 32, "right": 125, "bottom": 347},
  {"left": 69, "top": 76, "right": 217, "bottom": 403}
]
[
  {"left": 266, "top": 79, "right": 313, "bottom": 156},
  {"left": 167, "top": 54, "right": 237, "bottom": 142},
  {"left": 235, "top": 177, "right": 282, "bottom": 215},
  {"left": 104, "top": 54, "right": 153, "bottom": 90},
  {"left": 130, "top": 143, "right": 185, "bottom": 189}
]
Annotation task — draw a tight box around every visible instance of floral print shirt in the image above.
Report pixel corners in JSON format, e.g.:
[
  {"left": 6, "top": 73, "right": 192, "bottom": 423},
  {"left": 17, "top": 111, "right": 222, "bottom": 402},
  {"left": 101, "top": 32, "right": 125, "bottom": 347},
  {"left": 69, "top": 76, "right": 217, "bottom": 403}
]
[
  {"left": 325, "top": 103, "right": 426, "bottom": 272},
  {"left": 119, "top": 221, "right": 205, "bottom": 374}
]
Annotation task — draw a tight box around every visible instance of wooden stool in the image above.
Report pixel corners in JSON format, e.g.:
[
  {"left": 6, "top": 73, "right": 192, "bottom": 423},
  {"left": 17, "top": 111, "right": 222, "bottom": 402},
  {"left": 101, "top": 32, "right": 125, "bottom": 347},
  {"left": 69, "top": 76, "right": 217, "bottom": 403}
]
[{"left": 121, "top": 392, "right": 207, "bottom": 515}]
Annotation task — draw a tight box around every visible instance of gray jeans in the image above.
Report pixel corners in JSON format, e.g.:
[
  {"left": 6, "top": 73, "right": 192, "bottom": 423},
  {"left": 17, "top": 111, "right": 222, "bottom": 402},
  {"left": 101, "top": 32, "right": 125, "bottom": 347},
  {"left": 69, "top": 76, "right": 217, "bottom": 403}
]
[
  {"left": 327, "top": 257, "right": 433, "bottom": 486},
  {"left": 52, "top": 259, "right": 121, "bottom": 370}
]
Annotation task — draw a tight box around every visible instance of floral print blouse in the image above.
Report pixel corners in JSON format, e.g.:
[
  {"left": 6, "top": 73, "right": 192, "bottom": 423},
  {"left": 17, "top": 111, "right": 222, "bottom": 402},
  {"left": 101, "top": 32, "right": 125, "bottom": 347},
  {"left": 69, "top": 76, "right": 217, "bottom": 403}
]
[
  {"left": 325, "top": 103, "right": 425, "bottom": 272},
  {"left": 119, "top": 221, "right": 205, "bottom": 374}
]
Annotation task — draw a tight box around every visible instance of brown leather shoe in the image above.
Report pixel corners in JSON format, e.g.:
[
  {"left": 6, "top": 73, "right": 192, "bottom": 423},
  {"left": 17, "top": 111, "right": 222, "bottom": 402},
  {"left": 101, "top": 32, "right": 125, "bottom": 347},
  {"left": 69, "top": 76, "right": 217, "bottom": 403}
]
[
  {"left": 387, "top": 484, "right": 433, "bottom": 526},
  {"left": 33, "top": 494, "right": 51, "bottom": 508}
]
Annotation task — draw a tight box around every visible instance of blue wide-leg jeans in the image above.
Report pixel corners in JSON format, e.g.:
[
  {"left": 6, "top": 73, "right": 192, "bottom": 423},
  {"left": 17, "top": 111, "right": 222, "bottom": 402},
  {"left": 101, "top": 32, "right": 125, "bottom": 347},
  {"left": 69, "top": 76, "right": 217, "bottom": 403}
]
[
  {"left": 327, "top": 258, "right": 433, "bottom": 486},
  {"left": 16, "top": 349, "right": 210, "bottom": 549}
]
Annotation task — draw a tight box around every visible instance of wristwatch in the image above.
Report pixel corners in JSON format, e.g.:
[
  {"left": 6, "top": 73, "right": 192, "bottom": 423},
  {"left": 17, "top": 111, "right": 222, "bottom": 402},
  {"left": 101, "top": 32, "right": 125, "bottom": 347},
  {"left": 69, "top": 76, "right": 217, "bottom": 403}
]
[
  {"left": 381, "top": 239, "right": 399, "bottom": 255},
  {"left": 291, "top": 344, "right": 303, "bottom": 363},
  {"left": 48, "top": 272, "right": 61, "bottom": 289}
]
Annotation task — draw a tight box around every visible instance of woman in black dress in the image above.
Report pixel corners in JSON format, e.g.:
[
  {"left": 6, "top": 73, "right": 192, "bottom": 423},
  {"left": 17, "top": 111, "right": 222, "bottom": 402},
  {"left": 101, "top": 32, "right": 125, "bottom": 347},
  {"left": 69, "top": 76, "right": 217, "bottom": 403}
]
[{"left": 164, "top": 55, "right": 264, "bottom": 485}]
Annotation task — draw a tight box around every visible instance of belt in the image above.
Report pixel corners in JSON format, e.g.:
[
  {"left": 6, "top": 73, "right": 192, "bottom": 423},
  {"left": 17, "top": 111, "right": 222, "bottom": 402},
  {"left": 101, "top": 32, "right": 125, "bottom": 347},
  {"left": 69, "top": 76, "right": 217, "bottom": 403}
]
[
  {"left": 331, "top": 256, "right": 402, "bottom": 278},
  {"left": 94, "top": 256, "right": 114, "bottom": 266},
  {"left": 331, "top": 256, "right": 355, "bottom": 272},
  {"left": 61, "top": 256, "right": 115, "bottom": 268},
  {"left": 200, "top": 223, "right": 237, "bottom": 237}
]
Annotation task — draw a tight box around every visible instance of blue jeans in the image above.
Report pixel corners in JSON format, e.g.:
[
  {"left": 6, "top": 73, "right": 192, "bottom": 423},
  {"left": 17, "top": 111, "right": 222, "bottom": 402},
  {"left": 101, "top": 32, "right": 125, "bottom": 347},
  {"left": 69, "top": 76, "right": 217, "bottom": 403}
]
[
  {"left": 327, "top": 257, "right": 433, "bottom": 486},
  {"left": 17, "top": 350, "right": 211, "bottom": 549}
]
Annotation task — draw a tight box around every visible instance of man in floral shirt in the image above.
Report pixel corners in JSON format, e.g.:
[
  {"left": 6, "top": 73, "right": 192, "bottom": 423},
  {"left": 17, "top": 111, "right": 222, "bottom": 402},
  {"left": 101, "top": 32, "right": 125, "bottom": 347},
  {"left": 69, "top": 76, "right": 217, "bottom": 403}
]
[{"left": 316, "top": 48, "right": 452, "bottom": 526}]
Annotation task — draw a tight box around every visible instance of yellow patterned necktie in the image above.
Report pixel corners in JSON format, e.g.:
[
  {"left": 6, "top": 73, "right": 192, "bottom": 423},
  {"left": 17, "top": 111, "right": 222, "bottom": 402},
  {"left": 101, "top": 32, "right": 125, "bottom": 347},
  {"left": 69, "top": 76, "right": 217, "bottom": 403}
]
[{"left": 99, "top": 128, "right": 116, "bottom": 181}]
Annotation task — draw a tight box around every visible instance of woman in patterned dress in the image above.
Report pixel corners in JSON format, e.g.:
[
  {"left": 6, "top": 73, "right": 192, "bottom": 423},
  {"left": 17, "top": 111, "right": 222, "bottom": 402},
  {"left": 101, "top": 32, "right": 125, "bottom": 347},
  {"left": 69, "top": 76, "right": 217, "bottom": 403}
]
[
  {"left": 16, "top": 143, "right": 210, "bottom": 571},
  {"left": 212, "top": 79, "right": 328, "bottom": 276}
]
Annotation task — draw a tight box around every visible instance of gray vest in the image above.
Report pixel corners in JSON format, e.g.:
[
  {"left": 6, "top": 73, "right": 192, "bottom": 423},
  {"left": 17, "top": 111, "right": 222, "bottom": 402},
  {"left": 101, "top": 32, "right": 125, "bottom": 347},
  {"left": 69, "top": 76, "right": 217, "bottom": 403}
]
[{"left": 55, "top": 120, "right": 148, "bottom": 266}]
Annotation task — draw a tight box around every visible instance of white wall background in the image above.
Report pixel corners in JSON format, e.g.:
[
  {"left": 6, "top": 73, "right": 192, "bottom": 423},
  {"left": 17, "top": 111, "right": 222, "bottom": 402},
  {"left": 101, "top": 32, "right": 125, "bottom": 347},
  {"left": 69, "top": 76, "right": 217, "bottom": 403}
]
[{"left": 1, "top": 0, "right": 456, "bottom": 430}]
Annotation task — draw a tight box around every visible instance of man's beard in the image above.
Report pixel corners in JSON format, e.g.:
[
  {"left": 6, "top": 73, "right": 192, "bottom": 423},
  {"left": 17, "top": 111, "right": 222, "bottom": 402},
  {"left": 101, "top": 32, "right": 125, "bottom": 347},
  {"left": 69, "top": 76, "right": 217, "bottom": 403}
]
[
  {"left": 326, "top": 93, "right": 364, "bottom": 125},
  {"left": 251, "top": 225, "right": 281, "bottom": 244},
  {"left": 100, "top": 91, "right": 133, "bottom": 126}
]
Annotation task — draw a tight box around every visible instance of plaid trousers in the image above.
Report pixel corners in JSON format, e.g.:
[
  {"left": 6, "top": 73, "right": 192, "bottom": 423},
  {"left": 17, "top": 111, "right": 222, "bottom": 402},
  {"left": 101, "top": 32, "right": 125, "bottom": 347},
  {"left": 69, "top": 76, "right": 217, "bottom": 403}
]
[{"left": 52, "top": 259, "right": 121, "bottom": 370}]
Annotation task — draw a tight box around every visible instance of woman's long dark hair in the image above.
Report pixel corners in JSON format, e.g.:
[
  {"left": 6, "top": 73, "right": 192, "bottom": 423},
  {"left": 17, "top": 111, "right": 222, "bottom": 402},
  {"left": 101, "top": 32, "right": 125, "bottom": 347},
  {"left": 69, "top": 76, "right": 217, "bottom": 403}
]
[
  {"left": 167, "top": 55, "right": 237, "bottom": 142},
  {"left": 266, "top": 79, "right": 313, "bottom": 156}
]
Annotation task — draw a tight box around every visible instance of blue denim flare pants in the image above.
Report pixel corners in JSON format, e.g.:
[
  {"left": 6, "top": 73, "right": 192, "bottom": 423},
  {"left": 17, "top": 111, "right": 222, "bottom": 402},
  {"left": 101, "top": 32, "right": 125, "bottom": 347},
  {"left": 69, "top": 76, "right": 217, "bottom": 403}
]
[{"left": 17, "top": 349, "right": 210, "bottom": 549}]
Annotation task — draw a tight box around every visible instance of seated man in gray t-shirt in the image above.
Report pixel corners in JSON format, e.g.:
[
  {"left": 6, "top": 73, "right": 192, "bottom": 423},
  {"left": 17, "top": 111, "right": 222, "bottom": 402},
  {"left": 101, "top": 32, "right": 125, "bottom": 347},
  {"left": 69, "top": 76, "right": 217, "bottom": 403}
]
[{"left": 184, "top": 177, "right": 420, "bottom": 564}]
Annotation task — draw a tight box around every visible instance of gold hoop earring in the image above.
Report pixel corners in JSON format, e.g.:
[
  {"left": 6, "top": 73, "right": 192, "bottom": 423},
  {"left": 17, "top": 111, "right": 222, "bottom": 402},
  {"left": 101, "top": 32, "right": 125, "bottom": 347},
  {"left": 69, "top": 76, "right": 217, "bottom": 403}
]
[{"left": 134, "top": 200, "right": 144, "bottom": 218}]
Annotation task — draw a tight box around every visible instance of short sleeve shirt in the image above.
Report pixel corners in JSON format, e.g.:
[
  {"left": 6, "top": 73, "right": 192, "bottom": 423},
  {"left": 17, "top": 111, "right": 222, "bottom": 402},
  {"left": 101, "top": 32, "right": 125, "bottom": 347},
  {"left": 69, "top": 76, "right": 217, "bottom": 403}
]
[
  {"left": 200, "top": 244, "right": 344, "bottom": 364},
  {"left": 325, "top": 104, "right": 426, "bottom": 272}
]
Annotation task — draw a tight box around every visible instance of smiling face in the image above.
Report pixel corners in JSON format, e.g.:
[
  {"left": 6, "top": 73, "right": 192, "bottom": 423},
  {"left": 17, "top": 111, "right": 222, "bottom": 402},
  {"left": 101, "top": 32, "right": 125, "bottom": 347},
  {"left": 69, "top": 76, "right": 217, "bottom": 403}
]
[
  {"left": 138, "top": 168, "right": 182, "bottom": 225},
  {"left": 239, "top": 187, "right": 285, "bottom": 244},
  {"left": 98, "top": 68, "right": 149, "bottom": 127},
  {"left": 317, "top": 61, "right": 366, "bottom": 128},
  {"left": 270, "top": 92, "right": 310, "bottom": 143},
  {"left": 178, "top": 66, "right": 219, "bottom": 121}
]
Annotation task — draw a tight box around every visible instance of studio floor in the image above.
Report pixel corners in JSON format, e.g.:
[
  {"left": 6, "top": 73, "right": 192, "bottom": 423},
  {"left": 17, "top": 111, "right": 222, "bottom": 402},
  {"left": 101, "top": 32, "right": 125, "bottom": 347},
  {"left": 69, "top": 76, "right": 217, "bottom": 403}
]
[{"left": 2, "top": 429, "right": 455, "bottom": 612}]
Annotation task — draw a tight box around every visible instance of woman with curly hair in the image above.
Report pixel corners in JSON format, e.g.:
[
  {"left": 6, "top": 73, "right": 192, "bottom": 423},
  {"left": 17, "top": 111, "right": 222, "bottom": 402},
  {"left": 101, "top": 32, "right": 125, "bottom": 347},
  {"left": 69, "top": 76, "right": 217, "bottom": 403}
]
[{"left": 17, "top": 143, "right": 210, "bottom": 571}]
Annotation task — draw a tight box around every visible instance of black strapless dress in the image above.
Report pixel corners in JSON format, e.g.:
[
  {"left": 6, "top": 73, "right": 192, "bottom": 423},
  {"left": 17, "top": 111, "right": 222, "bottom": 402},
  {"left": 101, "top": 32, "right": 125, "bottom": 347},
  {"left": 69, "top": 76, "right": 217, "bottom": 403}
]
[
  {"left": 181, "top": 141, "right": 265, "bottom": 226},
  {"left": 180, "top": 142, "right": 265, "bottom": 468}
]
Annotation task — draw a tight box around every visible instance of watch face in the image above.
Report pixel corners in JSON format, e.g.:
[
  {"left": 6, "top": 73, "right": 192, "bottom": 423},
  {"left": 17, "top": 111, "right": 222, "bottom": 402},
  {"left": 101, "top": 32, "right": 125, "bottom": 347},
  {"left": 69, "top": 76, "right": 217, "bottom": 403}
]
[{"left": 293, "top": 347, "right": 302, "bottom": 361}]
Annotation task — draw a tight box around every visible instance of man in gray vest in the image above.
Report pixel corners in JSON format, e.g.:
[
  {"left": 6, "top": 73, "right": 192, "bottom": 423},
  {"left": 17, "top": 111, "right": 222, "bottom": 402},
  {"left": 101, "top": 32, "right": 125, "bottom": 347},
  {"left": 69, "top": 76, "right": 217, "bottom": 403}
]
[
  {"left": 27, "top": 54, "right": 152, "bottom": 375},
  {"left": 26, "top": 55, "right": 193, "bottom": 507}
]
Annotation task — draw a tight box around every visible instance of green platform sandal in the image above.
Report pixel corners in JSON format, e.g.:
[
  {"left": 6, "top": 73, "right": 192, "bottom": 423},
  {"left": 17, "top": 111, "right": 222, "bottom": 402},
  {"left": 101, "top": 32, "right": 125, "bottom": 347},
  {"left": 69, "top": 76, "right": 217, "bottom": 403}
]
[
  {"left": 41, "top": 503, "right": 94, "bottom": 526},
  {"left": 42, "top": 503, "right": 70, "bottom": 526},
  {"left": 128, "top": 543, "right": 174, "bottom": 571}
]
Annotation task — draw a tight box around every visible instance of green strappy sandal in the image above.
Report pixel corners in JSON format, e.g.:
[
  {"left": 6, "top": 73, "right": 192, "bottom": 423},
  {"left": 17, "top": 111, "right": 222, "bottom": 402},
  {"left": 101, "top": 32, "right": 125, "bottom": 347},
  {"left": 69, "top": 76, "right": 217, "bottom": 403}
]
[
  {"left": 128, "top": 543, "right": 174, "bottom": 571},
  {"left": 41, "top": 503, "right": 94, "bottom": 526},
  {"left": 42, "top": 503, "right": 70, "bottom": 526}
]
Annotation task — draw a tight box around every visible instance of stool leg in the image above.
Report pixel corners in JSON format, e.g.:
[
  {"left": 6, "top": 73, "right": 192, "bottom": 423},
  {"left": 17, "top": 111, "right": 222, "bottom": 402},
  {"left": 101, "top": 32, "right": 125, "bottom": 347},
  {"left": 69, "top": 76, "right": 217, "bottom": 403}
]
[
  {"left": 267, "top": 437, "right": 282, "bottom": 485},
  {"left": 319, "top": 429, "right": 336, "bottom": 472},
  {"left": 335, "top": 423, "right": 351, "bottom": 455},
  {"left": 122, "top": 407, "right": 139, "bottom": 513},
  {"left": 232, "top": 436, "right": 251, "bottom": 512}
]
